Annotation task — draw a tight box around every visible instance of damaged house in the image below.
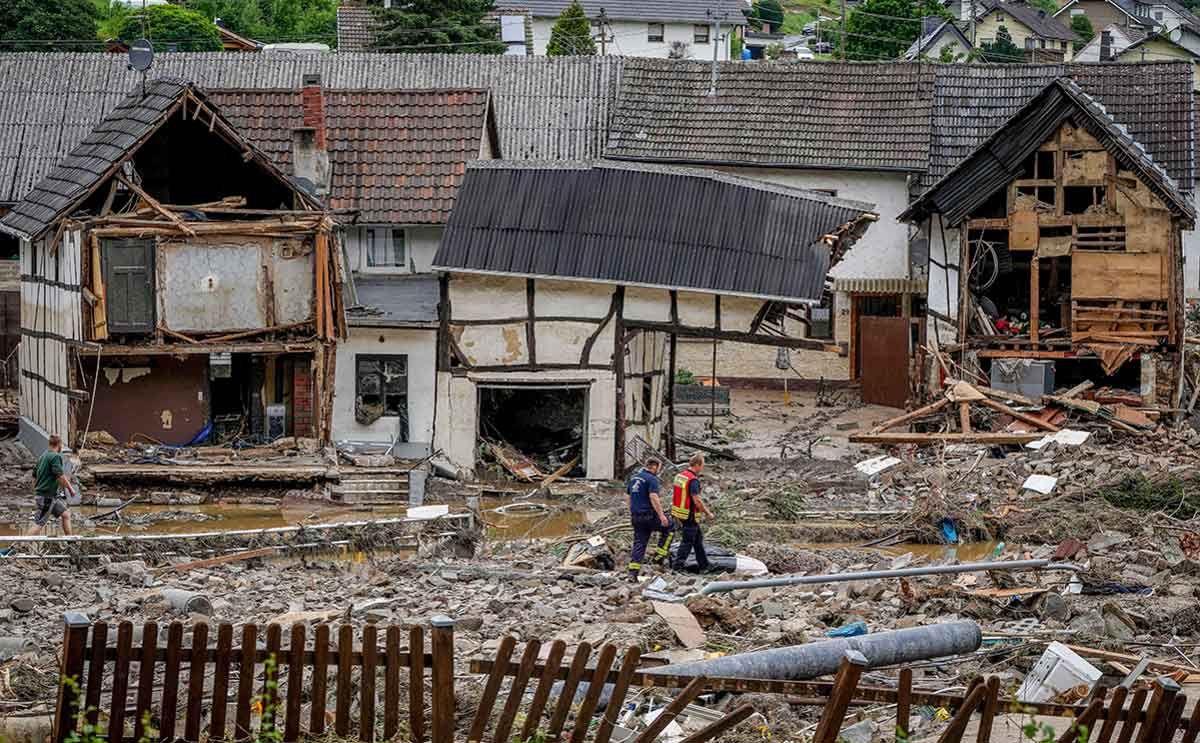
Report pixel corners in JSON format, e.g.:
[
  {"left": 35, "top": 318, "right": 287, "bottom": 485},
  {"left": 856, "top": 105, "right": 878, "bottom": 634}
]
[
  {"left": 207, "top": 82, "right": 500, "bottom": 456},
  {"left": 0, "top": 78, "right": 345, "bottom": 451},
  {"left": 430, "top": 160, "right": 877, "bottom": 479},
  {"left": 902, "top": 78, "right": 1194, "bottom": 407}
]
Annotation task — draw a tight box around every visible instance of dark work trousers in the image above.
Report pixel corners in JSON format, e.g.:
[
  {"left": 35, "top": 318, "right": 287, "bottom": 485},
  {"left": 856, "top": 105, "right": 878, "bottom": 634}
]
[
  {"left": 629, "top": 511, "right": 672, "bottom": 574},
  {"left": 672, "top": 518, "right": 710, "bottom": 572}
]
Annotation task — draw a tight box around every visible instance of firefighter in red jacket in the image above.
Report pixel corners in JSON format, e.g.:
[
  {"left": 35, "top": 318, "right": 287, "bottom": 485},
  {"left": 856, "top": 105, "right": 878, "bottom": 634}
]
[{"left": 670, "top": 453, "right": 714, "bottom": 572}]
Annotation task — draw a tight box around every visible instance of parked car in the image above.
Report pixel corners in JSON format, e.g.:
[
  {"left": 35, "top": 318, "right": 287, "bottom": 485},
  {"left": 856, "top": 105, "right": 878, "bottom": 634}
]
[
  {"left": 802, "top": 21, "right": 817, "bottom": 35},
  {"left": 793, "top": 45, "right": 815, "bottom": 59},
  {"left": 814, "top": 41, "right": 833, "bottom": 53}
]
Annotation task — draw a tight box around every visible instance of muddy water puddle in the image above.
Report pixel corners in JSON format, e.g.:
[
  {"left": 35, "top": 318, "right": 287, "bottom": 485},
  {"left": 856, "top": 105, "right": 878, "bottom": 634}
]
[
  {"left": 791, "top": 540, "right": 1003, "bottom": 562},
  {"left": 0, "top": 497, "right": 584, "bottom": 542}
]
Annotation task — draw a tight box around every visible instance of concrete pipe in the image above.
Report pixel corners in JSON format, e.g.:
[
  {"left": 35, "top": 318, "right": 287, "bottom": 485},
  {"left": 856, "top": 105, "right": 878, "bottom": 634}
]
[
  {"left": 0, "top": 636, "right": 36, "bottom": 660},
  {"left": 646, "top": 621, "right": 982, "bottom": 681},
  {"left": 160, "top": 589, "right": 214, "bottom": 617}
]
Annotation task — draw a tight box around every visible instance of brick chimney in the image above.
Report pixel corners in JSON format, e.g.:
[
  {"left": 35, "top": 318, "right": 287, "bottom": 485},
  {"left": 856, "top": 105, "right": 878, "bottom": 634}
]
[{"left": 292, "top": 73, "right": 330, "bottom": 198}]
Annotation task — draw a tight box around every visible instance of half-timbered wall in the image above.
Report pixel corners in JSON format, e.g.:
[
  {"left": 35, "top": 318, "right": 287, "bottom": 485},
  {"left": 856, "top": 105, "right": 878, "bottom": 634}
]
[
  {"left": 20, "top": 229, "right": 83, "bottom": 448},
  {"left": 435, "top": 273, "right": 806, "bottom": 478}
]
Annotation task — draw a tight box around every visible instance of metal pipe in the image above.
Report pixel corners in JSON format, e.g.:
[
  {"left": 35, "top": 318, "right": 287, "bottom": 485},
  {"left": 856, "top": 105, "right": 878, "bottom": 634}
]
[
  {"left": 646, "top": 622, "right": 983, "bottom": 682},
  {"left": 698, "top": 559, "right": 1081, "bottom": 596}
]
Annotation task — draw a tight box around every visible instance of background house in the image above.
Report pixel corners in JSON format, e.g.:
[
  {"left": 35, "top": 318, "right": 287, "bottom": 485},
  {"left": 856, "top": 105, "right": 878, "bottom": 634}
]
[
  {"left": 904, "top": 17, "right": 973, "bottom": 59},
  {"left": 976, "top": 0, "right": 1078, "bottom": 60}
]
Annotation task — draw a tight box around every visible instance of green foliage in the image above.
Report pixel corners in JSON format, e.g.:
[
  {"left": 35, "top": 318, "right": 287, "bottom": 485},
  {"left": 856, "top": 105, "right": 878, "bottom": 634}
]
[
  {"left": 1100, "top": 473, "right": 1200, "bottom": 519},
  {"left": 0, "top": 0, "right": 99, "bottom": 51},
  {"left": 780, "top": 11, "right": 811, "bottom": 34},
  {"left": 938, "top": 43, "right": 965, "bottom": 61},
  {"left": 731, "top": 32, "right": 744, "bottom": 57},
  {"left": 94, "top": 0, "right": 132, "bottom": 41},
  {"left": 118, "top": 4, "right": 223, "bottom": 51},
  {"left": 764, "top": 41, "right": 787, "bottom": 58},
  {"left": 977, "top": 24, "right": 1025, "bottom": 62},
  {"left": 547, "top": 0, "right": 595, "bottom": 56},
  {"left": 1070, "top": 13, "right": 1094, "bottom": 51},
  {"left": 370, "top": 0, "right": 505, "bottom": 54},
  {"left": 183, "top": 0, "right": 338, "bottom": 47},
  {"left": 1027, "top": 0, "right": 1059, "bottom": 14},
  {"left": 675, "top": 368, "right": 697, "bottom": 386},
  {"left": 751, "top": 0, "right": 787, "bottom": 29},
  {"left": 842, "top": 0, "right": 949, "bottom": 60}
]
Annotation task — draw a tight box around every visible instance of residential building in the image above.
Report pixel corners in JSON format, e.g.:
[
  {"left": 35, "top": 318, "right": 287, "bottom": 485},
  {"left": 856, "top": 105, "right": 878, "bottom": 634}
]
[
  {"left": 903, "top": 78, "right": 1194, "bottom": 406},
  {"left": 976, "top": 0, "right": 1077, "bottom": 60},
  {"left": 0, "top": 78, "right": 343, "bottom": 452},
  {"left": 903, "top": 17, "right": 973, "bottom": 60},
  {"left": 431, "top": 160, "right": 877, "bottom": 478},
  {"left": 1054, "top": 0, "right": 1156, "bottom": 38},
  {"left": 1072, "top": 22, "right": 1148, "bottom": 59},
  {"left": 205, "top": 84, "right": 501, "bottom": 454},
  {"left": 336, "top": 0, "right": 746, "bottom": 58},
  {"left": 604, "top": 58, "right": 1196, "bottom": 404},
  {"left": 1114, "top": 32, "right": 1200, "bottom": 89}
]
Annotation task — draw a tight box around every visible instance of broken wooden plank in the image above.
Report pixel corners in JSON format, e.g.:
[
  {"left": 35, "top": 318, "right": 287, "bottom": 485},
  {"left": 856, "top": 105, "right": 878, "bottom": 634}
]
[
  {"left": 868, "top": 397, "right": 950, "bottom": 434},
  {"left": 156, "top": 548, "right": 276, "bottom": 573},
  {"left": 115, "top": 174, "right": 197, "bottom": 237},
  {"left": 849, "top": 432, "right": 1043, "bottom": 445},
  {"left": 977, "top": 397, "right": 1061, "bottom": 432}
]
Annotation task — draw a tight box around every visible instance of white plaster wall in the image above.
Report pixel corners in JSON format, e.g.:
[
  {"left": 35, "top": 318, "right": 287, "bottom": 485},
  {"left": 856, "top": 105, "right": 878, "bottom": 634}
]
[
  {"left": 530, "top": 17, "right": 732, "bottom": 59},
  {"left": 331, "top": 327, "right": 437, "bottom": 449},
  {"left": 341, "top": 225, "right": 442, "bottom": 275},
  {"left": 536, "top": 322, "right": 601, "bottom": 364},
  {"left": 449, "top": 275, "right": 527, "bottom": 320},
  {"left": 163, "top": 243, "right": 264, "bottom": 331},
  {"left": 1186, "top": 194, "right": 1200, "bottom": 299},
  {"left": 624, "top": 286, "right": 672, "bottom": 322},
  {"left": 456, "top": 323, "right": 529, "bottom": 366},
  {"left": 434, "top": 369, "right": 617, "bottom": 479},
  {"left": 925, "top": 214, "right": 961, "bottom": 345},
  {"left": 717, "top": 166, "right": 912, "bottom": 283},
  {"left": 534, "top": 278, "right": 611, "bottom": 317},
  {"left": 719, "top": 295, "right": 762, "bottom": 332},
  {"left": 21, "top": 232, "right": 81, "bottom": 440},
  {"left": 677, "top": 292, "right": 717, "bottom": 327}
]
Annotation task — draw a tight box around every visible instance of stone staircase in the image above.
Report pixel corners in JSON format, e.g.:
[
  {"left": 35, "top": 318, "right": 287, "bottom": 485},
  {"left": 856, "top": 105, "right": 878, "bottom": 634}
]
[{"left": 330, "top": 469, "right": 410, "bottom": 505}]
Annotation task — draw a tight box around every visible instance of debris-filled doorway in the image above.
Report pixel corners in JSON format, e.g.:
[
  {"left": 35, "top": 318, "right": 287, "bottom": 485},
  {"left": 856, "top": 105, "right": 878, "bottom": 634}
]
[{"left": 478, "top": 385, "right": 588, "bottom": 478}]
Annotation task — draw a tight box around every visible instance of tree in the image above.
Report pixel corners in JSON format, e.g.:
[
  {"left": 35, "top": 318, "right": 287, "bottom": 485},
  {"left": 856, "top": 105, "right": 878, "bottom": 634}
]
[
  {"left": 1027, "top": 0, "right": 1058, "bottom": 14},
  {"left": 1070, "top": 13, "right": 1094, "bottom": 51},
  {"left": 546, "top": 0, "right": 595, "bottom": 56},
  {"left": 750, "top": 0, "right": 785, "bottom": 31},
  {"left": 182, "top": 0, "right": 336, "bottom": 47},
  {"left": 370, "top": 0, "right": 504, "bottom": 54},
  {"left": 117, "top": 5, "right": 222, "bottom": 50},
  {"left": 938, "top": 42, "right": 965, "bottom": 61},
  {"left": 977, "top": 24, "right": 1025, "bottom": 61},
  {"left": 842, "top": 0, "right": 948, "bottom": 60},
  {"left": 0, "top": 0, "right": 98, "bottom": 51}
]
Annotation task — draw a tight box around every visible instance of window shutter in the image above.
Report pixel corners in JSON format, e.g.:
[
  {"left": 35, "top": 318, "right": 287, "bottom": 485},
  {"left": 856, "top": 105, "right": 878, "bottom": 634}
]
[{"left": 103, "top": 238, "right": 155, "bottom": 334}]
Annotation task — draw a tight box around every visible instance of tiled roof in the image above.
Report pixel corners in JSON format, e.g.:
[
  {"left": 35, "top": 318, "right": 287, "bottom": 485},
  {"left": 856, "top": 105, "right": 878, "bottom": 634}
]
[
  {"left": 903, "top": 19, "right": 972, "bottom": 59},
  {"left": 927, "top": 62, "right": 1194, "bottom": 189},
  {"left": 605, "top": 59, "right": 936, "bottom": 172},
  {"left": 506, "top": 0, "right": 748, "bottom": 23},
  {"left": 0, "top": 78, "right": 315, "bottom": 241},
  {"left": 0, "top": 53, "right": 622, "bottom": 207},
  {"left": 905, "top": 78, "right": 1195, "bottom": 224},
  {"left": 209, "top": 88, "right": 497, "bottom": 224},
  {"left": 337, "top": 6, "right": 375, "bottom": 52},
  {"left": 980, "top": 0, "right": 1077, "bottom": 39},
  {"left": 434, "top": 160, "right": 878, "bottom": 303}
]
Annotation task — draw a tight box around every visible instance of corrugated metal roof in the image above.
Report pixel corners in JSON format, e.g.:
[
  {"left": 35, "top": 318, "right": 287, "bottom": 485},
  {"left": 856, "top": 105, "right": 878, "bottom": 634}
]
[
  {"left": 209, "top": 88, "right": 496, "bottom": 224},
  {"left": 902, "top": 78, "right": 1195, "bottom": 225},
  {"left": 434, "top": 160, "right": 877, "bottom": 303},
  {"left": 349, "top": 274, "right": 440, "bottom": 327},
  {"left": 0, "top": 52, "right": 624, "bottom": 205}
]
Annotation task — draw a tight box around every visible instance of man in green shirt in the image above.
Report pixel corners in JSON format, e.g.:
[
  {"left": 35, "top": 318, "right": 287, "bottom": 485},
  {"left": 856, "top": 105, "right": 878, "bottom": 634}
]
[{"left": 32, "top": 435, "right": 75, "bottom": 536}]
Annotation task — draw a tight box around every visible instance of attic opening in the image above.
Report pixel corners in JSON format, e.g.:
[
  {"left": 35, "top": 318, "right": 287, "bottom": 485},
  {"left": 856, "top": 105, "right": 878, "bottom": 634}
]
[
  {"left": 478, "top": 384, "right": 587, "bottom": 478},
  {"left": 75, "top": 102, "right": 300, "bottom": 219}
]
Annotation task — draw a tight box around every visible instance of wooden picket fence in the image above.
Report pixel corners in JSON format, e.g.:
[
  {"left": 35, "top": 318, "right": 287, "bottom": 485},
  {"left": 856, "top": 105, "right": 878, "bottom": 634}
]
[{"left": 54, "top": 613, "right": 1200, "bottom": 743}]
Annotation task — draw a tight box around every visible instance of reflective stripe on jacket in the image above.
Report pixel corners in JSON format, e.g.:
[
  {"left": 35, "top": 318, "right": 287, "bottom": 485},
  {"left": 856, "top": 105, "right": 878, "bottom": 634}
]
[{"left": 671, "top": 469, "right": 698, "bottom": 519}]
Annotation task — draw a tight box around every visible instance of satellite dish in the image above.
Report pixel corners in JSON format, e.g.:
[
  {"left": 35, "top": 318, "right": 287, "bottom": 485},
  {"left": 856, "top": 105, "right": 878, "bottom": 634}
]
[{"left": 129, "top": 39, "right": 154, "bottom": 72}]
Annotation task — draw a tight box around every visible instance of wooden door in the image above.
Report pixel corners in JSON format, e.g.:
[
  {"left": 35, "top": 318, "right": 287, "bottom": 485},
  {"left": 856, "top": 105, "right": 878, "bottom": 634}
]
[{"left": 859, "top": 316, "right": 909, "bottom": 408}]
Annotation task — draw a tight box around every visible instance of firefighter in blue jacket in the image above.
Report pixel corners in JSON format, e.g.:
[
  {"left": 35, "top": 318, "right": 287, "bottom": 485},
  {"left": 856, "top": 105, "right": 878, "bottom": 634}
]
[{"left": 626, "top": 457, "right": 673, "bottom": 578}]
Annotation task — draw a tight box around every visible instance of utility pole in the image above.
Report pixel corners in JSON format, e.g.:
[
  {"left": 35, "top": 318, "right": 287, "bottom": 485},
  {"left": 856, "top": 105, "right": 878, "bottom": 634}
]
[
  {"left": 708, "top": 7, "right": 727, "bottom": 96},
  {"left": 969, "top": 0, "right": 976, "bottom": 46},
  {"left": 840, "top": 0, "right": 847, "bottom": 60},
  {"left": 593, "top": 8, "right": 612, "bottom": 54}
]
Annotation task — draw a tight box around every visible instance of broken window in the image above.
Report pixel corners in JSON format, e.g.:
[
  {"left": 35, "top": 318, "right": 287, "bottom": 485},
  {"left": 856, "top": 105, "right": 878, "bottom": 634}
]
[
  {"left": 366, "top": 227, "right": 406, "bottom": 269},
  {"left": 355, "top": 354, "right": 408, "bottom": 438}
]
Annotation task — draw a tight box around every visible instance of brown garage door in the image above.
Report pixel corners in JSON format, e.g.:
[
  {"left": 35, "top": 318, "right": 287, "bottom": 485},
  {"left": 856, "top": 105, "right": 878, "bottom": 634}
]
[{"left": 859, "top": 316, "right": 909, "bottom": 408}]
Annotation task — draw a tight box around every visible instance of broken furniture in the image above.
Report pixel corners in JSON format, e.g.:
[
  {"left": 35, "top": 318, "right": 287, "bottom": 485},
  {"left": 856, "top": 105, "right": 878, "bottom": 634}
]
[{"left": 850, "top": 381, "right": 1058, "bottom": 445}]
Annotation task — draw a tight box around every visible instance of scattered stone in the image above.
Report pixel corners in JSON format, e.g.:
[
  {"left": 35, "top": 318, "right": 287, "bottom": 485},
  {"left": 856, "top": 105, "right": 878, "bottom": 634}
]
[{"left": 10, "top": 598, "right": 34, "bottom": 614}]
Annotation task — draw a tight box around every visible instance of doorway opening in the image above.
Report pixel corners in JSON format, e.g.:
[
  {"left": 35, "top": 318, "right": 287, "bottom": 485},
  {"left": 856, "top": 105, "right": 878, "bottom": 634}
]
[{"left": 478, "top": 385, "right": 588, "bottom": 477}]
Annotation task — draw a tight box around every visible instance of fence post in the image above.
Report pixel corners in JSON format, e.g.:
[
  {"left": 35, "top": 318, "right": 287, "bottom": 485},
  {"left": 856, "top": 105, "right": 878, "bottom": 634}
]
[
  {"left": 430, "top": 616, "right": 455, "bottom": 743},
  {"left": 53, "top": 612, "right": 91, "bottom": 743}
]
